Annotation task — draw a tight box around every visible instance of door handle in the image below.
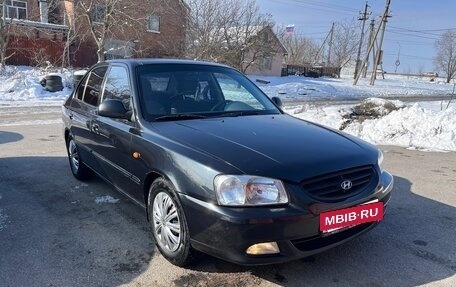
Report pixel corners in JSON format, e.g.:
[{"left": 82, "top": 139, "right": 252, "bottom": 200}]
[{"left": 69, "top": 113, "right": 73, "bottom": 120}]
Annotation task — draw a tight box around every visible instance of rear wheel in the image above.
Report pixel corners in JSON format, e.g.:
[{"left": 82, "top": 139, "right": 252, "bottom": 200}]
[
  {"left": 67, "top": 137, "right": 91, "bottom": 180},
  {"left": 148, "top": 178, "right": 193, "bottom": 266}
]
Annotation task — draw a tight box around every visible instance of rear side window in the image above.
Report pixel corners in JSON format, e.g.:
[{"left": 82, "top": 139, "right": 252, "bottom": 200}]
[
  {"left": 75, "top": 76, "right": 87, "bottom": 100},
  {"left": 102, "top": 66, "right": 132, "bottom": 110},
  {"left": 82, "top": 66, "right": 108, "bottom": 106}
]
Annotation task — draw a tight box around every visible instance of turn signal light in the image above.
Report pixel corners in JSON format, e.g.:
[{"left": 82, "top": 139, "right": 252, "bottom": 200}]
[{"left": 246, "top": 242, "right": 280, "bottom": 255}]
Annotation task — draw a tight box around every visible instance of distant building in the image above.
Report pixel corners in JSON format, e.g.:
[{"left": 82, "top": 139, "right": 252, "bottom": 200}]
[
  {"left": 244, "top": 26, "right": 288, "bottom": 77},
  {"left": 3, "top": 0, "right": 188, "bottom": 67}
]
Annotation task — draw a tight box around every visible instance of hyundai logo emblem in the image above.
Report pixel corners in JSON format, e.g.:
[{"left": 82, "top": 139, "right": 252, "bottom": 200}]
[{"left": 340, "top": 180, "right": 353, "bottom": 191}]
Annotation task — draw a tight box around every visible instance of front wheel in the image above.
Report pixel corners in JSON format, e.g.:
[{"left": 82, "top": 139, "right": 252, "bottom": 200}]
[
  {"left": 148, "top": 178, "right": 193, "bottom": 266},
  {"left": 66, "top": 137, "right": 92, "bottom": 180}
]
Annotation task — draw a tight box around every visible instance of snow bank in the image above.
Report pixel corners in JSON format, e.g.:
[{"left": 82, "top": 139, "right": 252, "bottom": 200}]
[
  {"left": 344, "top": 104, "right": 456, "bottom": 152},
  {"left": 0, "top": 66, "right": 72, "bottom": 103},
  {"left": 287, "top": 99, "right": 456, "bottom": 152}
]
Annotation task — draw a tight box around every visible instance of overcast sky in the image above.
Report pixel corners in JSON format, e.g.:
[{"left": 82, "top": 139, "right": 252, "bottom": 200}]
[{"left": 258, "top": 0, "right": 456, "bottom": 74}]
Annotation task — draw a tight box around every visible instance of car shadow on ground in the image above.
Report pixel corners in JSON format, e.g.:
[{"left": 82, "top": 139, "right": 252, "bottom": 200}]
[
  {"left": 182, "top": 175, "right": 456, "bottom": 287},
  {"left": 0, "top": 131, "right": 23, "bottom": 144},
  {"left": 0, "top": 156, "right": 155, "bottom": 287}
]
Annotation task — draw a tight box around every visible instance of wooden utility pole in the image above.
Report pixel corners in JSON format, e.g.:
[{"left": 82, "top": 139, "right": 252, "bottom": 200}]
[
  {"left": 370, "top": 0, "right": 391, "bottom": 85},
  {"left": 314, "top": 30, "right": 330, "bottom": 64},
  {"left": 354, "top": 0, "right": 391, "bottom": 85},
  {"left": 354, "top": 2, "right": 370, "bottom": 79},
  {"left": 327, "top": 22, "right": 335, "bottom": 66},
  {"left": 362, "top": 19, "right": 375, "bottom": 78},
  {"left": 314, "top": 23, "right": 335, "bottom": 65}
]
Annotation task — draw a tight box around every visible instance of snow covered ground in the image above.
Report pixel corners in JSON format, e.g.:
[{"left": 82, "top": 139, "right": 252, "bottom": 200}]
[
  {"left": 0, "top": 66, "right": 72, "bottom": 105},
  {"left": 0, "top": 66, "right": 455, "bottom": 152},
  {"left": 285, "top": 98, "right": 456, "bottom": 152},
  {"left": 251, "top": 74, "right": 455, "bottom": 101}
]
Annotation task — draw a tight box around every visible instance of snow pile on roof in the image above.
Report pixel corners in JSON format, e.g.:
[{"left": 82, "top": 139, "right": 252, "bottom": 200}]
[
  {"left": 253, "top": 74, "right": 455, "bottom": 100},
  {"left": 0, "top": 66, "right": 72, "bottom": 103},
  {"left": 286, "top": 98, "right": 456, "bottom": 152}
]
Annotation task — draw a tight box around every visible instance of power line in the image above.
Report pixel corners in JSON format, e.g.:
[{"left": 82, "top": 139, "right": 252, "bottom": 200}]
[
  {"left": 386, "top": 39, "right": 435, "bottom": 45},
  {"left": 388, "top": 26, "right": 441, "bottom": 37},
  {"left": 289, "top": 0, "right": 358, "bottom": 13},
  {"left": 273, "top": 0, "right": 356, "bottom": 16},
  {"left": 384, "top": 52, "right": 433, "bottom": 60},
  {"left": 387, "top": 30, "right": 439, "bottom": 40},
  {"left": 389, "top": 25, "right": 456, "bottom": 32}
]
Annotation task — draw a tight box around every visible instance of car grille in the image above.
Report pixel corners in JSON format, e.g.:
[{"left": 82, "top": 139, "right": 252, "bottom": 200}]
[{"left": 301, "top": 165, "right": 376, "bottom": 201}]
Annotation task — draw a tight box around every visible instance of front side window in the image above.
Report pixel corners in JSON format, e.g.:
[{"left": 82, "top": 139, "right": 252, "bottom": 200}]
[
  {"left": 3, "top": 0, "right": 27, "bottom": 19},
  {"left": 81, "top": 66, "right": 108, "bottom": 106},
  {"left": 137, "top": 64, "right": 280, "bottom": 121},
  {"left": 214, "top": 73, "right": 264, "bottom": 109},
  {"left": 147, "top": 15, "right": 160, "bottom": 32},
  {"left": 102, "top": 66, "right": 132, "bottom": 110}
]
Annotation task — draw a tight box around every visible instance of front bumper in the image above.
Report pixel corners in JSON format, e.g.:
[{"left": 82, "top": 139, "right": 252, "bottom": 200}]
[{"left": 180, "top": 171, "right": 394, "bottom": 265}]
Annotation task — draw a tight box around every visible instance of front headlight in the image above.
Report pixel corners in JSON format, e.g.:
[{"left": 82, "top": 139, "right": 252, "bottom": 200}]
[
  {"left": 378, "top": 150, "right": 384, "bottom": 171},
  {"left": 214, "top": 175, "right": 288, "bottom": 206}
]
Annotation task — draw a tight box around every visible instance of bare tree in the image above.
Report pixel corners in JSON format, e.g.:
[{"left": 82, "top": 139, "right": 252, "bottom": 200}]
[
  {"left": 278, "top": 31, "right": 319, "bottom": 65},
  {"left": 329, "top": 20, "right": 360, "bottom": 68},
  {"left": 0, "top": 0, "right": 14, "bottom": 73},
  {"left": 186, "top": 0, "right": 226, "bottom": 61},
  {"left": 76, "top": 0, "right": 152, "bottom": 62},
  {"left": 186, "top": 0, "right": 278, "bottom": 73},
  {"left": 435, "top": 30, "right": 456, "bottom": 83}
]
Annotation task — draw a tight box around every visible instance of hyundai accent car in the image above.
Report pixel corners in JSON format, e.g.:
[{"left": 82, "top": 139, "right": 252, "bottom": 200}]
[{"left": 62, "top": 59, "right": 393, "bottom": 266}]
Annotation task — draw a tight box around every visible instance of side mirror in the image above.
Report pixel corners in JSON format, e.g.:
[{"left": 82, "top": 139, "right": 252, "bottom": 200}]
[
  {"left": 271, "top": 96, "right": 283, "bottom": 108},
  {"left": 98, "top": 99, "right": 129, "bottom": 119}
]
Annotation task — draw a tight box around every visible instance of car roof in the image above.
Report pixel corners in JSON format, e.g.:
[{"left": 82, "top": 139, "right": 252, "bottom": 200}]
[{"left": 104, "top": 58, "right": 232, "bottom": 69}]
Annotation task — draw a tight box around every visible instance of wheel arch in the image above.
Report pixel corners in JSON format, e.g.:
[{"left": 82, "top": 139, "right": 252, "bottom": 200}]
[
  {"left": 64, "top": 128, "right": 71, "bottom": 143},
  {"left": 144, "top": 170, "right": 178, "bottom": 221}
]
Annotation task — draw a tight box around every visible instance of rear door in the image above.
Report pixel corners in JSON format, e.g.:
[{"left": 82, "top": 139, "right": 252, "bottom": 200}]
[{"left": 66, "top": 65, "right": 108, "bottom": 173}]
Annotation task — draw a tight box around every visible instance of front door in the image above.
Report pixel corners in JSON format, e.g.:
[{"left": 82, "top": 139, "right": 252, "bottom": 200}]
[{"left": 90, "top": 65, "right": 141, "bottom": 202}]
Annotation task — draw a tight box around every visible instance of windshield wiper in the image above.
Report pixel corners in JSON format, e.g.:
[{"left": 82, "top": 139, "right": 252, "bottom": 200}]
[
  {"left": 153, "top": 114, "right": 207, "bottom": 122},
  {"left": 219, "top": 110, "right": 263, "bottom": 117}
]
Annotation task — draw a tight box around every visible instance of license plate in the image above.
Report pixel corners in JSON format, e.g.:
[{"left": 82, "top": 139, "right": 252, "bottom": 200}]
[{"left": 320, "top": 202, "right": 383, "bottom": 233}]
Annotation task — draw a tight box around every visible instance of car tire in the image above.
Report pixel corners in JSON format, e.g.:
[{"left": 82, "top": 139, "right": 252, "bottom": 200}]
[
  {"left": 66, "top": 137, "right": 92, "bottom": 180},
  {"left": 148, "top": 178, "right": 193, "bottom": 266}
]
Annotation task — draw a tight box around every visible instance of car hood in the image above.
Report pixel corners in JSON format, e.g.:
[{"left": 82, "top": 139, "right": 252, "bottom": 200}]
[{"left": 152, "top": 115, "right": 378, "bottom": 183}]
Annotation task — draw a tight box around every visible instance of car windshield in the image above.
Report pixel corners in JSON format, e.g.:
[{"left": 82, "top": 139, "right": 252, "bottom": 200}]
[{"left": 136, "top": 64, "right": 281, "bottom": 121}]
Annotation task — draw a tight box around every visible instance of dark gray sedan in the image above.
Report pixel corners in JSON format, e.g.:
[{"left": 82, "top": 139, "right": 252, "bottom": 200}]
[{"left": 62, "top": 59, "right": 393, "bottom": 266}]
